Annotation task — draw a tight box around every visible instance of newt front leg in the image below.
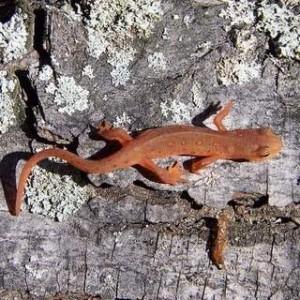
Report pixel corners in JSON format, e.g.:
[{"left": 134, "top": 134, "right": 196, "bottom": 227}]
[
  {"left": 97, "top": 120, "right": 133, "bottom": 145},
  {"left": 213, "top": 100, "right": 233, "bottom": 131}
]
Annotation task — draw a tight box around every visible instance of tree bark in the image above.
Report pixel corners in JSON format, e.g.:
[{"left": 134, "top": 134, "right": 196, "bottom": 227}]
[{"left": 0, "top": 1, "right": 299, "bottom": 299}]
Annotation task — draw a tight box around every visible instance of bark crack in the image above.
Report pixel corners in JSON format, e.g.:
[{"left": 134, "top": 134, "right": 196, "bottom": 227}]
[
  {"left": 175, "top": 262, "right": 183, "bottom": 300},
  {"left": 83, "top": 241, "right": 88, "bottom": 294},
  {"left": 155, "top": 272, "right": 163, "bottom": 300},
  {"left": 153, "top": 231, "right": 160, "bottom": 258},
  {"left": 115, "top": 268, "right": 120, "bottom": 299},
  {"left": 249, "top": 235, "right": 257, "bottom": 270},
  {"left": 55, "top": 271, "right": 61, "bottom": 294},
  {"left": 254, "top": 270, "right": 259, "bottom": 300},
  {"left": 201, "top": 276, "right": 208, "bottom": 300},
  {"left": 168, "top": 235, "right": 174, "bottom": 256},
  {"left": 224, "top": 273, "right": 228, "bottom": 297}
]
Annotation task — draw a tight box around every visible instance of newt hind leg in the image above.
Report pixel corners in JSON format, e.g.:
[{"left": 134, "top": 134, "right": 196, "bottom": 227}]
[
  {"left": 185, "top": 156, "right": 219, "bottom": 173},
  {"left": 138, "top": 159, "right": 186, "bottom": 185}
]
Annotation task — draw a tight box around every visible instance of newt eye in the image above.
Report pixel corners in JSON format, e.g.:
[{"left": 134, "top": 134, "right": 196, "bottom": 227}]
[{"left": 256, "top": 146, "right": 270, "bottom": 158}]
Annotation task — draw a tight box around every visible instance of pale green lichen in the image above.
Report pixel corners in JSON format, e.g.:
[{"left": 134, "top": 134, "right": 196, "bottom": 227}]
[
  {"left": 25, "top": 156, "right": 90, "bottom": 221},
  {"left": 61, "top": 0, "right": 163, "bottom": 85},
  {"left": 0, "top": 71, "right": 17, "bottom": 134},
  {"left": 257, "top": 1, "right": 300, "bottom": 60},
  {"left": 219, "top": 1, "right": 258, "bottom": 62},
  {"left": 62, "top": 3, "right": 83, "bottom": 22},
  {"left": 107, "top": 46, "right": 136, "bottom": 86},
  {"left": 113, "top": 112, "right": 132, "bottom": 127},
  {"left": 220, "top": 0, "right": 300, "bottom": 60},
  {"left": 218, "top": 1, "right": 261, "bottom": 85},
  {"left": 110, "top": 66, "right": 132, "bottom": 86},
  {"left": 45, "top": 82, "right": 56, "bottom": 94},
  {"left": 0, "top": 9, "right": 28, "bottom": 63},
  {"left": 86, "top": 0, "right": 163, "bottom": 54},
  {"left": 191, "top": 80, "right": 205, "bottom": 108},
  {"left": 218, "top": 1, "right": 281, "bottom": 84},
  {"left": 83, "top": 0, "right": 163, "bottom": 86},
  {"left": 219, "top": 0, "right": 256, "bottom": 32},
  {"left": 82, "top": 65, "right": 95, "bottom": 79},
  {"left": 38, "top": 65, "right": 54, "bottom": 81},
  {"left": 45, "top": 76, "right": 90, "bottom": 115},
  {"left": 234, "top": 30, "right": 258, "bottom": 57},
  {"left": 280, "top": 0, "right": 300, "bottom": 7},
  {"left": 148, "top": 52, "right": 167, "bottom": 71},
  {"left": 160, "top": 99, "right": 191, "bottom": 123},
  {"left": 217, "top": 57, "right": 262, "bottom": 86}
]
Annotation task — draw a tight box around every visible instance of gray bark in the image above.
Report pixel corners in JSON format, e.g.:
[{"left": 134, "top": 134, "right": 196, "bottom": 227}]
[{"left": 0, "top": 0, "right": 299, "bottom": 299}]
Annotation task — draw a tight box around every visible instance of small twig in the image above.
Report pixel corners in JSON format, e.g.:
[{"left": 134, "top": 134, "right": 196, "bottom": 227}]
[{"left": 210, "top": 209, "right": 232, "bottom": 270}]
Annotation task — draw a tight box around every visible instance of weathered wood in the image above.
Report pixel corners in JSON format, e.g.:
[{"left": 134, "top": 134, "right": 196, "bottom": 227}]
[
  {"left": 0, "top": 187, "right": 300, "bottom": 299},
  {"left": 0, "top": 0, "right": 299, "bottom": 299}
]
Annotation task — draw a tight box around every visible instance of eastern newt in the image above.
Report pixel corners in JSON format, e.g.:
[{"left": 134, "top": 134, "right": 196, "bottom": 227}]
[{"left": 12, "top": 101, "right": 282, "bottom": 216}]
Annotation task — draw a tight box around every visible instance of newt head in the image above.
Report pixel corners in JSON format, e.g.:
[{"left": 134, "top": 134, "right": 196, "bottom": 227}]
[
  {"left": 251, "top": 128, "right": 283, "bottom": 161},
  {"left": 230, "top": 128, "right": 283, "bottom": 162}
]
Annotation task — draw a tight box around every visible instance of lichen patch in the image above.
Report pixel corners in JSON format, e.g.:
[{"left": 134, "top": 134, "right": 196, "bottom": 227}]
[
  {"left": 220, "top": 0, "right": 300, "bottom": 60},
  {"left": 160, "top": 99, "right": 191, "bottom": 123},
  {"left": 257, "top": 1, "right": 300, "bottom": 60},
  {"left": 217, "top": 57, "right": 262, "bottom": 86},
  {"left": 84, "top": 0, "right": 164, "bottom": 86},
  {"left": 148, "top": 52, "right": 167, "bottom": 71},
  {"left": 0, "top": 71, "right": 17, "bottom": 134},
  {"left": 25, "top": 157, "right": 91, "bottom": 221},
  {"left": 0, "top": 9, "right": 28, "bottom": 63},
  {"left": 45, "top": 76, "right": 90, "bottom": 115}
]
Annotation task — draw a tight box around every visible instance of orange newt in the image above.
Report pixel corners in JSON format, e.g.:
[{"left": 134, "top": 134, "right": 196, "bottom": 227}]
[{"left": 12, "top": 101, "right": 282, "bottom": 216}]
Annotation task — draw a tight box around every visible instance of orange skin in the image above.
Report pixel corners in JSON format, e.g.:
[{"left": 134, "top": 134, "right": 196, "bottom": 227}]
[{"left": 12, "top": 101, "right": 282, "bottom": 216}]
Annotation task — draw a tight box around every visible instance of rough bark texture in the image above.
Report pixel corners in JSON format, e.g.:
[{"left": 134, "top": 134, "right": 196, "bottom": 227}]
[{"left": 0, "top": 0, "right": 299, "bottom": 299}]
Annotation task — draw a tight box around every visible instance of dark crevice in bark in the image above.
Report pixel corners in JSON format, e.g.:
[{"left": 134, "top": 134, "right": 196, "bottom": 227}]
[
  {"left": 33, "top": 9, "right": 51, "bottom": 66},
  {"left": 15, "top": 70, "right": 41, "bottom": 141},
  {"left": 0, "top": 0, "right": 16, "bottom": 23},
  {"left": 251, "top": 195, "right": 269, "bottom": 208},
  {"left": 99, "top": 182, "right": 114, "bottom": 189}
]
